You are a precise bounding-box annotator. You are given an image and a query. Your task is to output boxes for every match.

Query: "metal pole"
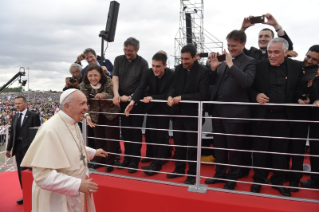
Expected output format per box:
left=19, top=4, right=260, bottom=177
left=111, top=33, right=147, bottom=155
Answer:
left=82, top=118, right=87, bottom=146
left=27, top=68, right=29, bottom=101
left=188, top=101, right=206, bottom=193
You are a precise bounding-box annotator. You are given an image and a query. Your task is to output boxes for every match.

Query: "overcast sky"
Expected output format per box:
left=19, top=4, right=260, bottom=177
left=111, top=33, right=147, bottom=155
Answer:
left=0, top=0, right=318, bottom=91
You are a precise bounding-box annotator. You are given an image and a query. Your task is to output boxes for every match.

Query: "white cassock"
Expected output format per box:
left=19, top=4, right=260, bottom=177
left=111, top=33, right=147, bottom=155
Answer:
left=21, top=111, right=96, bottom=212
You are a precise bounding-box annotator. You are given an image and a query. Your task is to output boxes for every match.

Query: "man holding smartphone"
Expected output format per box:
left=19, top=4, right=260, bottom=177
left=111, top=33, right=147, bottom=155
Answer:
left=240, top=13, right=294, bottom=61
left=205, top=30, right=257, bottom=190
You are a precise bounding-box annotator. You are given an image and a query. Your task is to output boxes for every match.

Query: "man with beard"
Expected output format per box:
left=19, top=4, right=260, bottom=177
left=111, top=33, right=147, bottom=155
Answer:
left=294, top=45, right=319, bottom=189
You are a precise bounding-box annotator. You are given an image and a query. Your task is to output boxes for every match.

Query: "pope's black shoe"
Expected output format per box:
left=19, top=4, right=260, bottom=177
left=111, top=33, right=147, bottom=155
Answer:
left=117, top=160, right=130, bottom=169
left=224, top=182, right=236, bottom=190
left=16, top=198, right=23, bottom=204
left=300, top=178, right=319, bottom=188
left=250, top=184, right=261, bottom=193
left=272, top=186, right=291, bottom=197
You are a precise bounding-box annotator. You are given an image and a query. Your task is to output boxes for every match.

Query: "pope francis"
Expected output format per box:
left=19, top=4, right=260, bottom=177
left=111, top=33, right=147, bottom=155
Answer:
left=21, top=89, right=108, bottom=212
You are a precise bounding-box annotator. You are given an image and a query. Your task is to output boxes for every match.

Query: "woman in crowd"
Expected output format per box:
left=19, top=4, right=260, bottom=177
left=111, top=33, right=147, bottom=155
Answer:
left=80, top=64, right=120, bottom=172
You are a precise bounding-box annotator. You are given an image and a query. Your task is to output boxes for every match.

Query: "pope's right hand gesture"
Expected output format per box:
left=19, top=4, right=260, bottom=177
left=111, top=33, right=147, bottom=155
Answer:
left=79, top=178, right=98, bottom=194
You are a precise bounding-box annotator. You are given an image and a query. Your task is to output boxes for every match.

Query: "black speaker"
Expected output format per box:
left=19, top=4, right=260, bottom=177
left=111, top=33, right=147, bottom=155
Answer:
left=185, top=13, right=192, bottom=44
left=105, top=1, right=120, bottom=42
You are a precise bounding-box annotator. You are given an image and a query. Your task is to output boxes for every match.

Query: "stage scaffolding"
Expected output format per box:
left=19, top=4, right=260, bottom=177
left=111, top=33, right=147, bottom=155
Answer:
left=174, top=0, right=223, bottom=66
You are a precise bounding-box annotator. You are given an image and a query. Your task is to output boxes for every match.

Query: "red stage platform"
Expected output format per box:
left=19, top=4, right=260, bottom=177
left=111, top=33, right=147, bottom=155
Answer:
left=19, top=168, right=318, bottom=212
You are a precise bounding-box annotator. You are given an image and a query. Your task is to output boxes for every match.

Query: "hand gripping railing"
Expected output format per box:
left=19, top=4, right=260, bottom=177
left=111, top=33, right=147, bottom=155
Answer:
left=81, top=99, right=319, bottom=203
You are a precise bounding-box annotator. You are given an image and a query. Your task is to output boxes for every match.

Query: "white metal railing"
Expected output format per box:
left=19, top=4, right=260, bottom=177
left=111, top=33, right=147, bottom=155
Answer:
left=0, top=125, right=16, bottom=171
left=82, top=99, right=319, bottom=203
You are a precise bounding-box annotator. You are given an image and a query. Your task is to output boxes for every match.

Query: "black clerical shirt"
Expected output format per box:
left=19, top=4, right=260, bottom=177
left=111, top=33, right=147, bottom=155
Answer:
left=267, top=62, right=287, bottom=112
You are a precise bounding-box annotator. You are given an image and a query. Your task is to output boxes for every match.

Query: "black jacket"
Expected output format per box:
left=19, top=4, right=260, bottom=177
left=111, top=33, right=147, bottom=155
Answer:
left=132, top=68, right=175, bottom=114
left=249, top=58, right=303, bottom=124
left=209, top=53, right=257, bottom=123
left=7, top=110, right=40, bottom=156
left=168, top=60, right=209, bottom=116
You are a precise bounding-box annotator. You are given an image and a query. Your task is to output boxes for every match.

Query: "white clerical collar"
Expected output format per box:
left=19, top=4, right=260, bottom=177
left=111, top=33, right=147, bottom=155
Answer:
left=59, top=110, right=77, bottom=124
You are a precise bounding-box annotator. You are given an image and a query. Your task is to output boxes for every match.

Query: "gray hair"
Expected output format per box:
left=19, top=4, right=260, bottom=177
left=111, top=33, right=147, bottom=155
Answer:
left=267, top=37, right=289, bottom=52
left=69, top=63, right=82, bottom=74
left=124, top=37, right=140, bottom=50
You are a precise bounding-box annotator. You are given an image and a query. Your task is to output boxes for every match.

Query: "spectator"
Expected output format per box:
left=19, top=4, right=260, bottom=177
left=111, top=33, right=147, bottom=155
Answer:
left=249, top=38, right=302, bottom=197
left=63, top=63, right=83, bottom=91
left=112, top=37, right=149, bottom=173
left=80, top=65, right=120, bottom=173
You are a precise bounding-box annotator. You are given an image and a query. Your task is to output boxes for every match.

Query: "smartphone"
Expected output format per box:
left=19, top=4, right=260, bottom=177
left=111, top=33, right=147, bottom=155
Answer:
left=82, top=54, right=85, bottom=59
left=199, top=53, right=208, bottom=58
left=250, top=16, right=265, bottom=24
left=217, top=54, right=226, bottom=62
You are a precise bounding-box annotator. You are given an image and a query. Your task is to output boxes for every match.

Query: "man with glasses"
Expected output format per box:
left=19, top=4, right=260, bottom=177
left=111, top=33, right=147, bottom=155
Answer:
left=292, top=45, right=319, bottom=189
left=76, top=48, right=113, bottom=77
left=112, top=37, right=149, bottom=173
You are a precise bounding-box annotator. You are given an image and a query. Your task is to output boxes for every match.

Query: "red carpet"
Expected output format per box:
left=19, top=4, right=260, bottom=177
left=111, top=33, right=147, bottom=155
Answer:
left=1, top=140, right=318, bottom=212
left=0, top=171, right=24, bottom=212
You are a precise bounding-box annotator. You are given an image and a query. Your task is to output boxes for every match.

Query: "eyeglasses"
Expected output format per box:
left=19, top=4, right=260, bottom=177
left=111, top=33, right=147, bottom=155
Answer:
left=305, top=54, right=319, bottom=64
left=123, top=48, right=135, bottom=53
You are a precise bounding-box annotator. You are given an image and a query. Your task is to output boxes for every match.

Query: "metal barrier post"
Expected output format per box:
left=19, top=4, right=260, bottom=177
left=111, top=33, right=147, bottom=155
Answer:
left=82, top=119, right=87, bottom=146
left=189, top=101, right=207, bottom=193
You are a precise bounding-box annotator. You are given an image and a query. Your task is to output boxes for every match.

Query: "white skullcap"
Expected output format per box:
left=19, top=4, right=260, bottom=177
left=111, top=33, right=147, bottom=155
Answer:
left=60, top=89, right=78, bottom=104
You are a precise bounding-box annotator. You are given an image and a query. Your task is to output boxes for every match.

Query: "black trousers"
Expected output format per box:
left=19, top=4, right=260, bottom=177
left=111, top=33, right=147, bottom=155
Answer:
left=288, top=106, right=310, bottom=182
left=14, top=140, right=28, bottom=189
left=212, top=105, right=243, bottom=180
left=120, top=102, right=144, bottom=164
left=147, top=109, right=170, bottom=166
left=173, top=116, right=198, bottom=176
left=310, top=120, right=319, bottom=180
left=241, top=123, right=253, bottom=175
left=252, top=110, right=291, bottom=185
left=93, top=114, right=120, bottom=165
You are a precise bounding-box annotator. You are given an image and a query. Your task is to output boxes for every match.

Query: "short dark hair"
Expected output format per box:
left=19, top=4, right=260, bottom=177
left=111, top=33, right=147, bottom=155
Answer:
left=83, top=65, right=108, bottom=85
left=181, top=44, right=197, bottom=57
left=308, top=45, right=319, bottom=53
left=260, top=28, right=274, bottom=38
left=226, top=30, right=246, bottom=44
left=83, top=48, right=96, bottom=56
left=152, top=53, right=167, bottom=65
left=15, top=96, right=27, bottom=102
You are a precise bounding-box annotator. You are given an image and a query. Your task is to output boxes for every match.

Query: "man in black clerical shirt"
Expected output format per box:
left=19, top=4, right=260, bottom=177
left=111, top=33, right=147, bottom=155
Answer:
left=124, top=52, right=174, bottom=175
left=249, top=37, right=302, bottom=197
left=166, top=44, right=209, bottom=185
